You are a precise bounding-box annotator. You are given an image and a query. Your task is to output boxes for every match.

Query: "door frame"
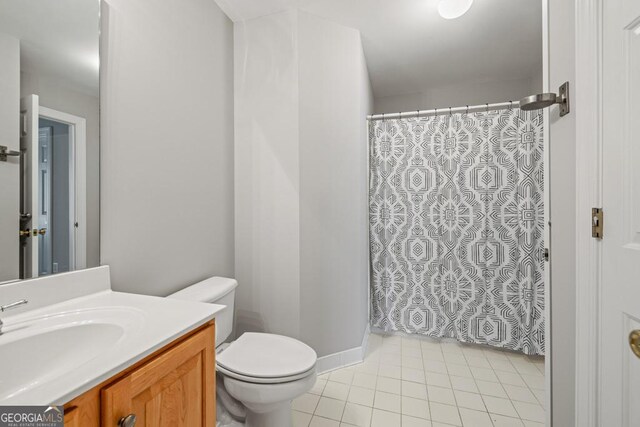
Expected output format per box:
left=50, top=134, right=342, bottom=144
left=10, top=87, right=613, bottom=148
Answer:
left=38, top=106, right=87, bottom=271
left=574, top=0, right=603, bottom=426
left=541, top=1, right=552, bottom=425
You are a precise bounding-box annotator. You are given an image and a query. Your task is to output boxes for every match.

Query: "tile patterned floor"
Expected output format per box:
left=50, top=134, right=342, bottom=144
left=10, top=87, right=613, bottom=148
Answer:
left=292, top=333, right=545, bottom=427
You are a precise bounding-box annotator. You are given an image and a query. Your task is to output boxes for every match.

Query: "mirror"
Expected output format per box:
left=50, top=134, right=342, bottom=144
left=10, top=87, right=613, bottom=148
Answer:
left=0, top=0, right=100, bottom=282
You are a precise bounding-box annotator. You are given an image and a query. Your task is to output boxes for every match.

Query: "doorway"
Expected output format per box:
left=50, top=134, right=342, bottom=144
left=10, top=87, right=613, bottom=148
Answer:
left=19, top=96, right=87, bottom=278
left=37, top=117, right=72, bottom=275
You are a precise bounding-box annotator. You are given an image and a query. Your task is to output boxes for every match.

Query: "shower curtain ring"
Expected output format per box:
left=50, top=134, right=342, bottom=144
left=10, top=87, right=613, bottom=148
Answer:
left=509, top=100, right=513, bottom=110
left=466, top=105, right=469, bottom=115
left=434, top=108, right=438, bottom=117
left=449, top=107, right=452, bottom=115
left=485, top=103, right=489, bottom=113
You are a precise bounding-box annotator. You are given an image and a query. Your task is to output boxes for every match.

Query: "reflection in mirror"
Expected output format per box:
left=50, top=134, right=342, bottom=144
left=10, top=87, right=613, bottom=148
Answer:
left=0, top=0, right=100, bottom=282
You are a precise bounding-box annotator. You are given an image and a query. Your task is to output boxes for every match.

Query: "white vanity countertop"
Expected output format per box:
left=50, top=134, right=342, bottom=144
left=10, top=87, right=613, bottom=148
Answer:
left=0, top=268, right=225, bottom=406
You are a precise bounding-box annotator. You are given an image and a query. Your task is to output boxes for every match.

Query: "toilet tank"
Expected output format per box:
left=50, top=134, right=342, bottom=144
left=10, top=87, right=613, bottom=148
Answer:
left=168, top=277, right=237, bottom=345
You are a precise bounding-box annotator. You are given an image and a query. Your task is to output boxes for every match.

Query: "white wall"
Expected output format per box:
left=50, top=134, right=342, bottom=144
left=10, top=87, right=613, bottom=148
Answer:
left=21, top=72, right=100, bottom=268
left=374, top=75, right=539, bottom=114
left=298, top=12, right=372, bottom=356
left=549, top=0, right=576, bottom=425
left=234, top=10, right=301, bottom=339
left=0, top=33, right=20, bottom=282
left=100, top=0, right=235, bottom=295
left=530, top=64, right=543, bottom=94
left=234, top=10, right=373, bottom=357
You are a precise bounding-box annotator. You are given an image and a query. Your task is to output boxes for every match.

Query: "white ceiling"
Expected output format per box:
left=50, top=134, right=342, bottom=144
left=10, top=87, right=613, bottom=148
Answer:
left=0, top=0, right=100, bottom=96
left=215, top=0, right=542, bottom=99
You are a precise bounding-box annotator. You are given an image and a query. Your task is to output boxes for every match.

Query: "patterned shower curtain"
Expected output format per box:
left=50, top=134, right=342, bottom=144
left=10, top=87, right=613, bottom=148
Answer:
left=369, top=108, right=545, bottom=355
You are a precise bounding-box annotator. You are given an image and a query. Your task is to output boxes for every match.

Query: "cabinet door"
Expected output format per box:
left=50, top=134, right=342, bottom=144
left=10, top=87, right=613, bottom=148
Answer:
left=63, top=406, right=80, bottom=427
left=101, top=324, right=215, bottom=427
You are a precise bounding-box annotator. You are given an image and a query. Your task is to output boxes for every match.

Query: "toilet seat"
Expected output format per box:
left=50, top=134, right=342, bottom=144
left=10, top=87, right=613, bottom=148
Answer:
left=216, top=332, right=317, bottom=384
left=217, top=363, right=315, bottom=384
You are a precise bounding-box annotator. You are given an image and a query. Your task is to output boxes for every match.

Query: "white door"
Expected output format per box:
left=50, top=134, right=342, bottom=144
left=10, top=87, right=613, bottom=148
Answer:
left=19, top=95, right=39, bottom=278
left=601, top=0, right=640, bottom=425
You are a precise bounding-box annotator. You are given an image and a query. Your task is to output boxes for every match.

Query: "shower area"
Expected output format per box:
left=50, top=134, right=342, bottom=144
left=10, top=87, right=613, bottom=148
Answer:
left=368, top=104, right=545, bottom=356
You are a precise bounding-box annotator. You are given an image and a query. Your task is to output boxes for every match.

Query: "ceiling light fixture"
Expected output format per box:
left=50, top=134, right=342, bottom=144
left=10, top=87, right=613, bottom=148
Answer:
left=438, top=0, right=474, bottom=20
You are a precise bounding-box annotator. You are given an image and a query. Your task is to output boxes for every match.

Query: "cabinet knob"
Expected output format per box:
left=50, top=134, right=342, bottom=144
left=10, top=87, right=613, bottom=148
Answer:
left=118, top=414, right=136, bottom=427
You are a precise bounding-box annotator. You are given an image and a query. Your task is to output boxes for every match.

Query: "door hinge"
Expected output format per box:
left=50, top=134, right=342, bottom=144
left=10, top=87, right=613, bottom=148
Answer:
left=592, top=208, right=604, bottom=239
left=20, top=113, right=27, bottom=137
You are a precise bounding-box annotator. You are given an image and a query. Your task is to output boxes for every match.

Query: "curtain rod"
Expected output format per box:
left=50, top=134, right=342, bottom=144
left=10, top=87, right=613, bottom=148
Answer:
left=367, top=101, right=520, bottom=121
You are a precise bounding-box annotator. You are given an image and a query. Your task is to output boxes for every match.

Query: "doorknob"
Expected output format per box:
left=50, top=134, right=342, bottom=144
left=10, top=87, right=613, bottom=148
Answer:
left=629, top=330, right=640, bottom=359
left=19, top=228, right=46, bottom=238
left=118, top=414, right=136, bottom=427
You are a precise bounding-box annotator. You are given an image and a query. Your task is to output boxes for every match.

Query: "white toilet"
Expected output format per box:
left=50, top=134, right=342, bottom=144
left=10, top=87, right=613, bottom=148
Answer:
left=168, top=277, right=317, bottom=427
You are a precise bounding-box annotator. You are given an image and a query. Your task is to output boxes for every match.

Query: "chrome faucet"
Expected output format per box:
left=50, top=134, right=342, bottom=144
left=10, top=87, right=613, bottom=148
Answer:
left=0, top=299, right=28, bottom=335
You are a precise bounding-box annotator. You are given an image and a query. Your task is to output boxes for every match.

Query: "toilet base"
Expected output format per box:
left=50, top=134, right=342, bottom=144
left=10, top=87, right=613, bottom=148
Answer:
left=244, top=401, right=293, bottom=427
left=222, top=371, right=316, bottom=427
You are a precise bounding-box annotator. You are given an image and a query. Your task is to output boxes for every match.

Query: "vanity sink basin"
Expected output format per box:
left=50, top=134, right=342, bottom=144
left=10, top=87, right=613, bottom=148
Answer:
left=0, top=307, right=144, bottom=401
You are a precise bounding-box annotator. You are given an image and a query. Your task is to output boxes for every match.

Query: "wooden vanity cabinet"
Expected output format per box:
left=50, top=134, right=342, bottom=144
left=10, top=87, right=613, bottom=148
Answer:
left=63, top=321, right=215, bottom=427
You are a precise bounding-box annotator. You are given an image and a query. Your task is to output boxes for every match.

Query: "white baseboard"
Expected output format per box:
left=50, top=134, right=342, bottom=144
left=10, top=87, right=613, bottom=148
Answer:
left=316, top=325, right=370, bottom=374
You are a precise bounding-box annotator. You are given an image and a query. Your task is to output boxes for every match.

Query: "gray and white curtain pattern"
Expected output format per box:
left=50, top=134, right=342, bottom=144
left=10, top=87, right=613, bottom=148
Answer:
left=369, top=109, right=545, bottom=355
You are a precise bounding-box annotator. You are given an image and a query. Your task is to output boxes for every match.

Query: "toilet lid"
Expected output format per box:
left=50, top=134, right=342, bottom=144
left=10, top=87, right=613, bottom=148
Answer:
left=217, top=333, right=317, bottom=379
